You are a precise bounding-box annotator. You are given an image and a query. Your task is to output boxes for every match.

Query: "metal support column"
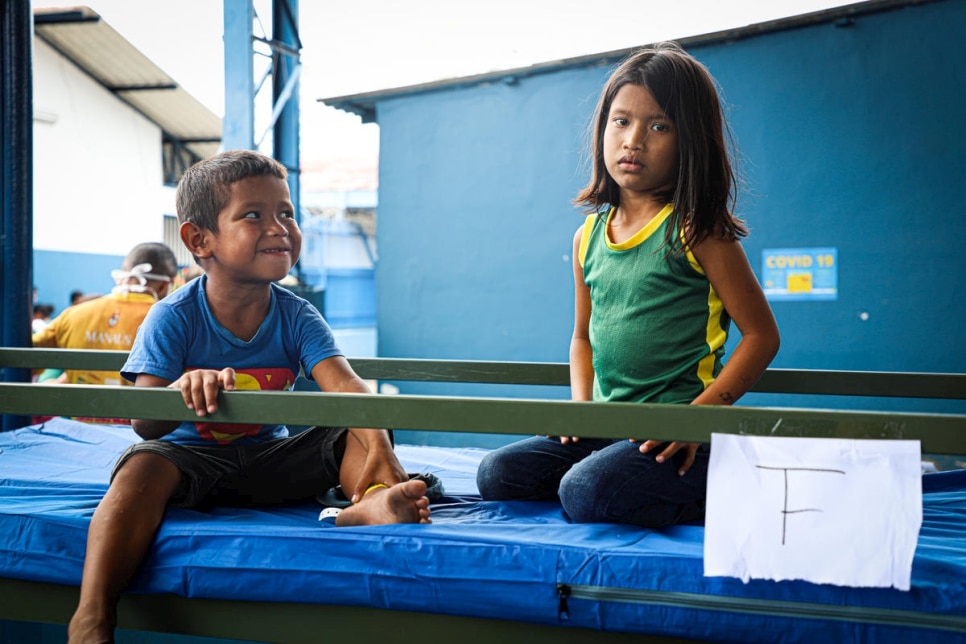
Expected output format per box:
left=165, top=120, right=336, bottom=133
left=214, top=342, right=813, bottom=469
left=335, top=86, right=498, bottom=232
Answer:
left=222, top=0, right=255, bottom=150
left=272, top=0, right=301, bottom=228
left=0, top=0, right=34, bottom=429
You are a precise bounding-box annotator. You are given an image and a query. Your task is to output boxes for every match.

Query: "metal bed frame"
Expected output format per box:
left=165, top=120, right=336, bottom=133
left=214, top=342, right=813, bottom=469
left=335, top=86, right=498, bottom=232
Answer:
left=1, top=348, right=964, bottom=642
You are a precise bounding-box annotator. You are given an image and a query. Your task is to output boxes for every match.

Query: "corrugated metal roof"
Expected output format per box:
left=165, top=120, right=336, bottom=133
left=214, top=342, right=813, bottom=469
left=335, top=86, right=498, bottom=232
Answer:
left=34, top=6, right=222, bottom=160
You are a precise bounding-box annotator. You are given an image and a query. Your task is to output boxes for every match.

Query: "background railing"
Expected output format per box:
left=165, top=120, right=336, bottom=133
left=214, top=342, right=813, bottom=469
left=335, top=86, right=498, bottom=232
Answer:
left=3, top=348, right=965, bottom=397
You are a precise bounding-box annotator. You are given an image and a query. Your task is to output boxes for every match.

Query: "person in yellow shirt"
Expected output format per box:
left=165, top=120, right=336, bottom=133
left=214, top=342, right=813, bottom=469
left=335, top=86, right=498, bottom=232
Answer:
left=32, top=242, right=179, bottom=389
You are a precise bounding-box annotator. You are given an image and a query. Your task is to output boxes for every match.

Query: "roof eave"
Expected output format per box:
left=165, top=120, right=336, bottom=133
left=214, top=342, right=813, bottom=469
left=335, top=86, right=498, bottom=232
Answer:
left=319, top=0, right=934, bottom=122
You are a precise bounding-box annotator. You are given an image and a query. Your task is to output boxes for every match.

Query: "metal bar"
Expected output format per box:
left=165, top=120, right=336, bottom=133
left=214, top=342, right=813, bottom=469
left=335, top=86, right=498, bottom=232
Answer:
left=0, top=0, right=34, bottom=430
left=1, top=349, right=964, bottom=399
left=272, top=0, right=301, bottom=287
left=0, top=577, right=658, bottom=644
left=1, top=384, right=963, bottom=453
left=0, top=348, right=128, bottom=370
left=222, top=0, right=255, bottom=149
left=252, top=34, right=301, bottom=58
left=258, top=62, right=300, bottom=146
left=754, top=369, right=966, bottom=399
left=112, top=83, right=178, bottom=92
left=563, top=584, right=966, bottom=635
left=351, top=357, right=571, bottom=385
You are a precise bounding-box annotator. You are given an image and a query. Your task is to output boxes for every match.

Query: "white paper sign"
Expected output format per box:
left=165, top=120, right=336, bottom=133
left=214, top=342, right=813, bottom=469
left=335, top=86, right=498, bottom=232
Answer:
left=704, top=433, right=922, bottom=590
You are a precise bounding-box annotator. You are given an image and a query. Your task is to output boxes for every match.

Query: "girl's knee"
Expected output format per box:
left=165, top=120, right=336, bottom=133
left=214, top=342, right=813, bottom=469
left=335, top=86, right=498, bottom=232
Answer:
left=476, top=448, right=549, bottom=500
left=559, top=464, right=605, bottom=523
left=475, top=451, right=506, bottom=499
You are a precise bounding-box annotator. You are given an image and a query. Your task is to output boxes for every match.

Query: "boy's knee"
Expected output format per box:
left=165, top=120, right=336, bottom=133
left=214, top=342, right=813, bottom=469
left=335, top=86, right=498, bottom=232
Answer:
left=113, top=451, right=181, bottom=492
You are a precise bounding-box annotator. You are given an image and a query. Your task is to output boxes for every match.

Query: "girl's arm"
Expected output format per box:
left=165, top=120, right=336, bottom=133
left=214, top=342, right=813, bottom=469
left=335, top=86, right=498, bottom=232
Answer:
left=570, top=225, right=595, bottom=403
left=638, top=235, right=779, bottom=474
left=690, top=236, right=780, bottom=407
left=563, top=225, right=595, bottom=444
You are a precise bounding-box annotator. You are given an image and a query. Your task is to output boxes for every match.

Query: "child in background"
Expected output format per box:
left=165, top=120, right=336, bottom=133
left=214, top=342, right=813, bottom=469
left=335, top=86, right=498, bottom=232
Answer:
left=30, top=303, right=54, bottom=333
left=68, top=149, right=430, bottom=644
left=477, top=42, right=780, bottom=528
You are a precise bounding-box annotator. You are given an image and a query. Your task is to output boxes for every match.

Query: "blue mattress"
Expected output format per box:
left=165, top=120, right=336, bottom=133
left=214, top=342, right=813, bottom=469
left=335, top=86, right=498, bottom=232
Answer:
left=1, top=418, right=964, bottom=642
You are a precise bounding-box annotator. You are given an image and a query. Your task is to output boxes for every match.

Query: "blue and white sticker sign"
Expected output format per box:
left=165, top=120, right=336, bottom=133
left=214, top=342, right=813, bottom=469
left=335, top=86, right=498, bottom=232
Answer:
left=761, top=247, right=837, bottom=301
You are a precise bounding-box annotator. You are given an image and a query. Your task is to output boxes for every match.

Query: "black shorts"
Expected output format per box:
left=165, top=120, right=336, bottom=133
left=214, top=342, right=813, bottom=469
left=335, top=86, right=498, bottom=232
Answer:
left=112, top=426, right=348, bottom=509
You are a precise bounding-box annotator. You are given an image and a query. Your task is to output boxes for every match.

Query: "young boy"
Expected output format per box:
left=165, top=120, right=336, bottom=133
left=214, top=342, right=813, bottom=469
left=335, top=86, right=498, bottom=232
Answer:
left=68, top=150, right=431, bottom=643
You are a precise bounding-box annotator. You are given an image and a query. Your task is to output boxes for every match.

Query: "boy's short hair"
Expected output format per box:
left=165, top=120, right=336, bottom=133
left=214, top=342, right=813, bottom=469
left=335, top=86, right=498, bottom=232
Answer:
left=176, top=149, right=288, bottom=232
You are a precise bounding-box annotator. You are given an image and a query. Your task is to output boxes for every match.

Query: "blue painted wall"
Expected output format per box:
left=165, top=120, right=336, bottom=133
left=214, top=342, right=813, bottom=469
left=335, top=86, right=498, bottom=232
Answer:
left=363, top=0, right=966, bottom=438
left=33, top=249, right=126, bottom=316
left=377, top=66, right=595, bottom=368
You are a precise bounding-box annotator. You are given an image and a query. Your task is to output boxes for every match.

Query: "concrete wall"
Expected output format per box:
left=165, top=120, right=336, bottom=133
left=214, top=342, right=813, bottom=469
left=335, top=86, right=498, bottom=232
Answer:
left=31, top=37, right=175, bottom=313
left=367, top=0, right=966, bottom=426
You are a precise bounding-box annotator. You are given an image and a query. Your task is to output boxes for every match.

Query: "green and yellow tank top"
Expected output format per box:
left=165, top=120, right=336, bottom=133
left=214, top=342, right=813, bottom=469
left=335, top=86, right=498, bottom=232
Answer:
left=579, top=204, right=730, bottom=404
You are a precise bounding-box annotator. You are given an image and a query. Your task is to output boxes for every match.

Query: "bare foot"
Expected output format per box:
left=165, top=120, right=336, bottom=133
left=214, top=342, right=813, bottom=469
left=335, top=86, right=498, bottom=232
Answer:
left=336, top=478, right=432, bottom=526
left=68, top=607, right=116, bottom=644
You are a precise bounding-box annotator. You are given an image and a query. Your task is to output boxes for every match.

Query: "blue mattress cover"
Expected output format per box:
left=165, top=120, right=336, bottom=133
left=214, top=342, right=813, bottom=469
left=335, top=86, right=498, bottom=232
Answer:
left=1, top=418, right=964, bottom=642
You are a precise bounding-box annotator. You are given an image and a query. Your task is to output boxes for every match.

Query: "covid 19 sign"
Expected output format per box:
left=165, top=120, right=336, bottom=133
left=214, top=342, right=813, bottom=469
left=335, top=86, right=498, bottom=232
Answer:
left=761, top=247, right=837, bottom=301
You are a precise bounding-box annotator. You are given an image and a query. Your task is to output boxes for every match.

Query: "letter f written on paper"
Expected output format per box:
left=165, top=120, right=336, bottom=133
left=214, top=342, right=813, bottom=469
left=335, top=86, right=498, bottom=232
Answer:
left=703, top=433, right=922, bottom=590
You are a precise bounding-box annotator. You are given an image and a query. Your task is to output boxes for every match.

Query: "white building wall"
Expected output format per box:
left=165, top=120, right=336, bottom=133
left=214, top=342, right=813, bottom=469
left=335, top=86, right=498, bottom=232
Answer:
left=32, top=37, right=175, bottom=256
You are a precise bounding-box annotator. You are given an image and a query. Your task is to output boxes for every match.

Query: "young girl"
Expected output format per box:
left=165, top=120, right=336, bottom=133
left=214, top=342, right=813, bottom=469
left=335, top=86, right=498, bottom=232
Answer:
left=476, top=42, right=780, bottom=528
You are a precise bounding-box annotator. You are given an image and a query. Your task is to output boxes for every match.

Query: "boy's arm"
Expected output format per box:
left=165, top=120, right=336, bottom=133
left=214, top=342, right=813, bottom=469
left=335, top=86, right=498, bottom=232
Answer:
left=130, top=369, right=237, bottom=440
left=130, top=373, right=180, bottom=439
left=309, top=355, right=407, bottom=502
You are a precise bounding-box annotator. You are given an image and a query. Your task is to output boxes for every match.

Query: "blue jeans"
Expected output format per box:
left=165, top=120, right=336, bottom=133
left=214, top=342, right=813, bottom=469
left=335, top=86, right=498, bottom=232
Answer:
left=476, top=436, right=709, bottom=528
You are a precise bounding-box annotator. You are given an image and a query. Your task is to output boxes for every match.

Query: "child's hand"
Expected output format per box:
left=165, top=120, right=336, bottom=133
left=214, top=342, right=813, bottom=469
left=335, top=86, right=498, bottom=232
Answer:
left=171, top=368, right=236, bottom=416
left=348, top=451, right=408, bottom=504
left=634, top=440, right=699, bottom=476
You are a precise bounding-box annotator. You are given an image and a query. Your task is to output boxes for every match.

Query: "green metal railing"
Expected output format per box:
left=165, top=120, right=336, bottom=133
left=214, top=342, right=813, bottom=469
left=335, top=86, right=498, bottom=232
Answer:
left=2, top=348, right=964, bottom=453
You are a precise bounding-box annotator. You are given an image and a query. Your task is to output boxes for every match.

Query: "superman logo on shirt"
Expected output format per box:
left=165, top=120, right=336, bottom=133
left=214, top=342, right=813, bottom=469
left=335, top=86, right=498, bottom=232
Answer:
left=192, top=367, right=296, bottom=444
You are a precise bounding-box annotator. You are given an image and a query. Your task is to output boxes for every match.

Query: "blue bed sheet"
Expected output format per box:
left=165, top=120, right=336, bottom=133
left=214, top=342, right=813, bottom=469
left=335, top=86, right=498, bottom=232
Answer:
left=1, top=418, right=964, bottom=642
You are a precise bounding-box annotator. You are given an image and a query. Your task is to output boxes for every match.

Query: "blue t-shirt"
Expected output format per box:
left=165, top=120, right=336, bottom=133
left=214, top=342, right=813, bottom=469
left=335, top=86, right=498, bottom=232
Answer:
left=122, top=275, right=341, bottom=445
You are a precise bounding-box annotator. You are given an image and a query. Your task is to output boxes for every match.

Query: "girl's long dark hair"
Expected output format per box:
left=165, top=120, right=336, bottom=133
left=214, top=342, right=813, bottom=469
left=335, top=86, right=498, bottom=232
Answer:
left=575, top=42, right=747, bottom=251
